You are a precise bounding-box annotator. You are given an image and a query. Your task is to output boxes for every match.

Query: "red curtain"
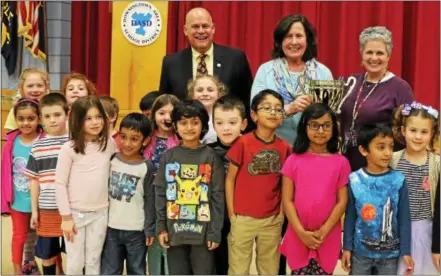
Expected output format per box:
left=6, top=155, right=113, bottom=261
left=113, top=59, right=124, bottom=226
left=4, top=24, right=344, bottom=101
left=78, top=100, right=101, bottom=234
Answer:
left=71, top=1, right=112, bottom=96
left=167, top=1, right=440, bottom=109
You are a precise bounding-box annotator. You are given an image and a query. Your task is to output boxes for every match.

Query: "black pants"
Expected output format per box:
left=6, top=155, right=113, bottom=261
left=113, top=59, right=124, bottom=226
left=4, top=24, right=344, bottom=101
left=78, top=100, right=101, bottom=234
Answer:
left=214, top=217, right=230, bottom=274
left=167, top=244, right=214, bottom=275
left=100, top=227, right=147, bottom=275
left=279, top=217, right=288, bottom=275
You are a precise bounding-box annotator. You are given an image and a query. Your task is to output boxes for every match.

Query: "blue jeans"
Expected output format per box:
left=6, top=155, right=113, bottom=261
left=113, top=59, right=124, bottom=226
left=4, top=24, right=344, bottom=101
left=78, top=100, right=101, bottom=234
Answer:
left=350, top=252, right=398, bottom=275
left=100, top=227, right=147, bottom=275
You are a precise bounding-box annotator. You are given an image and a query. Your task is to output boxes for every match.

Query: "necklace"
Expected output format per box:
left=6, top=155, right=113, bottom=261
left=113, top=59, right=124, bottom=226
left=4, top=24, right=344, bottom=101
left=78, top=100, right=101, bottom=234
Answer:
left=342, top=71, right=388, bottom=153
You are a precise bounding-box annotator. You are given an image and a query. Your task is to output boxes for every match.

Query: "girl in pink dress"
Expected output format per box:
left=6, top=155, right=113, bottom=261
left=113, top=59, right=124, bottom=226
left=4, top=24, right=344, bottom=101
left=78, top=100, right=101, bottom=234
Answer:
left=280, top=103, right=351, bottom=275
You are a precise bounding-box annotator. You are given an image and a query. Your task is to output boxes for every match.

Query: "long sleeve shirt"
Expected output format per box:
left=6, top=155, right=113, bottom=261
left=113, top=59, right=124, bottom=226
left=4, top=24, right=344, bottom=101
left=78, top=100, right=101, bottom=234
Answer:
left=107, top=154, right=155, bottom=237
left=154, top=145, right=225, bottom=245
left=55, top=139, right=117, bottom=215
left=343, top=168, right=411, bottom=258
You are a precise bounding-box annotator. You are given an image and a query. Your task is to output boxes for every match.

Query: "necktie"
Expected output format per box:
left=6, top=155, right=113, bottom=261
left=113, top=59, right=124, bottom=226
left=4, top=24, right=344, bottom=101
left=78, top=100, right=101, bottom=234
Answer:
left=197, top=54, right=208, bottom=76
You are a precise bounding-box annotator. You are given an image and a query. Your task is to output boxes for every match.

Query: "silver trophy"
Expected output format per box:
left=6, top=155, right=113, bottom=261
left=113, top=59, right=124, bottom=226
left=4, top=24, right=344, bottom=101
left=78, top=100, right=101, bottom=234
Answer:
left=297, top=75, right=357, bottom=114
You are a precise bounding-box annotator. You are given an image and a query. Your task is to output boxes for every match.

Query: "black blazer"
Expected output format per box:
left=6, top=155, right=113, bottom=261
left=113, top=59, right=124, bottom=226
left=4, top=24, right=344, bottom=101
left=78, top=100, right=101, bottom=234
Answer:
left=159, top=44, right=253, bottom=110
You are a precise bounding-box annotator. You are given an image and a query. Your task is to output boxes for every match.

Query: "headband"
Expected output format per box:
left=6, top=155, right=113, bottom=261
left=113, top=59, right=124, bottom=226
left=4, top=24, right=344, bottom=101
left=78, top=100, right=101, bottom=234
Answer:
left=15, top=98, right=39, bottom=107
left=401, top=101, right=439, bottom=119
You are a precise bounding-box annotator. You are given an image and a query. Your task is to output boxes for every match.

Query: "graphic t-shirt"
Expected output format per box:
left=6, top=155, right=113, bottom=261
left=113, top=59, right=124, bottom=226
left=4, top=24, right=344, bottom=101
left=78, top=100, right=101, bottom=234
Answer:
left=343, top=168, right=411, bottom=258
left=226, top=131, right=291, bottom=218
left=155, top=145, right=225, bottom=246
left=108, top=154, right=155, bottom=236
left=11, top=135, right=33, bottom=213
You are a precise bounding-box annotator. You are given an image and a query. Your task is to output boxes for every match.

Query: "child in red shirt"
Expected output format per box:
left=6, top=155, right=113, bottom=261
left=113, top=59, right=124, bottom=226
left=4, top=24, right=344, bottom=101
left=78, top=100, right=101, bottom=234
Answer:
left=226, top=89, right=291, bottom=275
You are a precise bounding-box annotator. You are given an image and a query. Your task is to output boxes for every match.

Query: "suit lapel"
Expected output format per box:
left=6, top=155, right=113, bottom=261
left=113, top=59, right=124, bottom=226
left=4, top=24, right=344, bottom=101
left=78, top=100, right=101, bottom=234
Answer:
left=213, top=44, right=224, bottom=79
left=181, top=47, right=193, bottom=85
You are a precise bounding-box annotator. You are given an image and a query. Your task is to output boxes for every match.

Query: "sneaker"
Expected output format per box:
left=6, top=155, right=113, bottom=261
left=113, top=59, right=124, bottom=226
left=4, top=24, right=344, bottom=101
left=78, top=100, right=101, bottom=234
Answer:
left=22, top=260, right=41, bottom=275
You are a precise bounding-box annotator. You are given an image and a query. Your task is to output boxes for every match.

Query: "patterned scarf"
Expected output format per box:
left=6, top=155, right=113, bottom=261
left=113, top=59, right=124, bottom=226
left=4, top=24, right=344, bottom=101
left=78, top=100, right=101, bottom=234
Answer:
left=273, top=57, right=319, bottom=104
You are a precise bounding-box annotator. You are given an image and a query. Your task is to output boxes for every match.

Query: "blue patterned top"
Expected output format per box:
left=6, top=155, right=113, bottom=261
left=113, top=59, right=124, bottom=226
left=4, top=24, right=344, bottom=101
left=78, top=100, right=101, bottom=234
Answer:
left=343, top=168, right=411, bottom=258
left=152, top=136, right=168, bottom=172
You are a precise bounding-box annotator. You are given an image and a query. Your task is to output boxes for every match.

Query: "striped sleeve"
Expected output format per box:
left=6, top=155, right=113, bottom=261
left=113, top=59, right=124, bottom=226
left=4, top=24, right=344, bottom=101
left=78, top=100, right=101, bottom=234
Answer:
left=24, top=148, right=39, bottom=179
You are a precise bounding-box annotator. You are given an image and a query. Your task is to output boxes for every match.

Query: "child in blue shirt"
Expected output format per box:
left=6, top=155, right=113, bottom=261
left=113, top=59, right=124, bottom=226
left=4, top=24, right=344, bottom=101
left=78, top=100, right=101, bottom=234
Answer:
left=342, top=123, right=413, bottom=275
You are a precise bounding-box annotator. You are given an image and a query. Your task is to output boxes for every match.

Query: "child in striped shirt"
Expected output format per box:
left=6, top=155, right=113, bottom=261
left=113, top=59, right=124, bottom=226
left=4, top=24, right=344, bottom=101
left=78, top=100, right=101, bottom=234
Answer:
left=391, top=102, right=440, bottom=275
left=25, top=93, right=70, bottom=275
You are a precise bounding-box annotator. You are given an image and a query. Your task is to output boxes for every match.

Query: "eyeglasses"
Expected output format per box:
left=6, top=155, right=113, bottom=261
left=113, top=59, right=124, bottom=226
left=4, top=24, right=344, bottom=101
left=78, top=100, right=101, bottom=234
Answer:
left=307, top=122, right=332, bottom=131
left=257, top=105, right=284, bottom=115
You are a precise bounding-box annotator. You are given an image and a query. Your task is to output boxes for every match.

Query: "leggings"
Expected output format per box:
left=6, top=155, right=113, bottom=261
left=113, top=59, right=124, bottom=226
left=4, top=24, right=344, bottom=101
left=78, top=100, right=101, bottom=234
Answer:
left=11, top=209, right=36, bottom=265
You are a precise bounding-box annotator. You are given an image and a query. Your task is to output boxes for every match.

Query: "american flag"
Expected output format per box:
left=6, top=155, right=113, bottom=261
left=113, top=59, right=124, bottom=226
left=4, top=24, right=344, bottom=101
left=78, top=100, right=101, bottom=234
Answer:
left=17, top=1, right=46, bottom=61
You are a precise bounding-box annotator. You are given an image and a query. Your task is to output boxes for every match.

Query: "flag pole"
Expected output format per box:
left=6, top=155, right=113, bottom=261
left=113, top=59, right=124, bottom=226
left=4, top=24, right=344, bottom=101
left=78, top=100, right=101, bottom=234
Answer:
left=42, top=1, right=49, bottom=73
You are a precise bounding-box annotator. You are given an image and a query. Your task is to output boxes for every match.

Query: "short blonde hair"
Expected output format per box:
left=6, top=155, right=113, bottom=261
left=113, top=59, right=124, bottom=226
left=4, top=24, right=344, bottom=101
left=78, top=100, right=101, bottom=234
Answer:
left=18, top=67, right=50, bottom=96
left=187, top=75, right=228, bottom=99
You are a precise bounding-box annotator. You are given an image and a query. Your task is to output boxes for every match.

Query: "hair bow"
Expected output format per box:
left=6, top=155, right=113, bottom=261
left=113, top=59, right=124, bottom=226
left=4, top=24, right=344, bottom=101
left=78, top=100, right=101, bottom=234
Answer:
left=401, top=101, right=439, bottom=119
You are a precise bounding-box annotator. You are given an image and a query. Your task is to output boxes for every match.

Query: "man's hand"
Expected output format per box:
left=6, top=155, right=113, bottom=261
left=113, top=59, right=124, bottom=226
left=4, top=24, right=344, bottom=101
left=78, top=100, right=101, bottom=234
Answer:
left=146, top=236, right=155, bottom=246
left=402, top=255, right=414, bottom=275
left=341, top=250, right=351, bottom=272
left=61, top=219, right=77, bottom=242
left=158, top=232, right=170, bottom=248
left=207, top=241, right=219, bottom=250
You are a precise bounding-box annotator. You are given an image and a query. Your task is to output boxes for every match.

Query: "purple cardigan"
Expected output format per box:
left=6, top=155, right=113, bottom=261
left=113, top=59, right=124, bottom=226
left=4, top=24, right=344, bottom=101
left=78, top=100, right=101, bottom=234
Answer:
left=1, top=128, right=45, bottom=214
left=340, top=72, right=414, bottom=171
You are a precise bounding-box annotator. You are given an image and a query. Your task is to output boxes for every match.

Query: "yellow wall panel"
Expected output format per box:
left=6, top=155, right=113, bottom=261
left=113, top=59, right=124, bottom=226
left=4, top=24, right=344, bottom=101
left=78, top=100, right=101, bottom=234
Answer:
left=110, top=1, right=168, bottom=119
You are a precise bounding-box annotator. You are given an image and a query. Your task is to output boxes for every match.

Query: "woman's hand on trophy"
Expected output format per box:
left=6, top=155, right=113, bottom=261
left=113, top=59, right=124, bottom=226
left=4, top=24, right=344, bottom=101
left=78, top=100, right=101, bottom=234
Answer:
left=286, top=95, right=313, bottom=115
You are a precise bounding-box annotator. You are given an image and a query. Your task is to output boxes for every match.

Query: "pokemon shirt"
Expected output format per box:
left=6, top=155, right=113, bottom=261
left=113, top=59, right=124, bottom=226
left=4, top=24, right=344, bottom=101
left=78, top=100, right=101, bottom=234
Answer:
left=343, top=168, right=411, bottom=258
left=154, top=145, right=225, bottom=246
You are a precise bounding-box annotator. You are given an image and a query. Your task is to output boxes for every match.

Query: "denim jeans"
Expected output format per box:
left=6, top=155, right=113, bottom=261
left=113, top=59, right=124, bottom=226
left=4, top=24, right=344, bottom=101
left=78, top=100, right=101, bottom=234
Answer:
left=350, top=252, right=398, bottom=275
left=148, top=239, right=168, bottom=275
left=100, top=227, right=147, bottom=275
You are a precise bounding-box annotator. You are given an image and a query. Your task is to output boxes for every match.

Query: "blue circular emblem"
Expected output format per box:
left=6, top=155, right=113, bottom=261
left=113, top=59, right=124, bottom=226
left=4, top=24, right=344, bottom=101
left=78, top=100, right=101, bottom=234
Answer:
left=121, top=1, right=162, bottom=46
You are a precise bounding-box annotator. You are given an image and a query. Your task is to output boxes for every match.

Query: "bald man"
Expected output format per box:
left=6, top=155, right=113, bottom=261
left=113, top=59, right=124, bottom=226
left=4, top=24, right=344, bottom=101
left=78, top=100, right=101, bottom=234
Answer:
left=159, top=8, right=253, bottom=125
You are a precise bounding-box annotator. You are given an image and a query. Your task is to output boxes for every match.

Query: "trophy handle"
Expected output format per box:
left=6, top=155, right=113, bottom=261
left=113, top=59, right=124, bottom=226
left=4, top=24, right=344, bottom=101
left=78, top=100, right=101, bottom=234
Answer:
left=336, top=76, right=357, bottom=114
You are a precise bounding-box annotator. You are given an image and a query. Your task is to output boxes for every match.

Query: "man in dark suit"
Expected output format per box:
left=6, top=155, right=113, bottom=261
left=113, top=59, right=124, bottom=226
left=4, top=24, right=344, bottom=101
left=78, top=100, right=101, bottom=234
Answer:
left=159, top=7, right=254, bottom=131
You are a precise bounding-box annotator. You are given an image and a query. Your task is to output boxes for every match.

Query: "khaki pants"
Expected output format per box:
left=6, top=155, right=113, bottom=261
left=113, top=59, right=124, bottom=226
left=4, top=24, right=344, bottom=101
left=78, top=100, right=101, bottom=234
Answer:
left=228, top=213, right=284, bottom=275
